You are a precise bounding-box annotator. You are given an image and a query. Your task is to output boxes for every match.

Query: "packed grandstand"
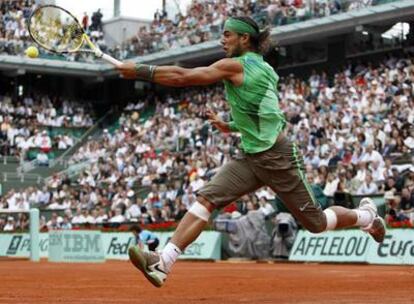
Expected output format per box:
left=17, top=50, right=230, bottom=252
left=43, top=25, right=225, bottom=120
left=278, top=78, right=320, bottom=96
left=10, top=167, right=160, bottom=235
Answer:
left=1, top=0, right=393, bottom=59
left=0, top=0, right=413, bottom=234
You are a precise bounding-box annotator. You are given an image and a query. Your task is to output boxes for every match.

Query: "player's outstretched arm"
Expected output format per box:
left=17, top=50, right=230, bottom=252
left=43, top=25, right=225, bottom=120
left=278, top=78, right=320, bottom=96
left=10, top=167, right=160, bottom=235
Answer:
left=117, top=59, right=243, bottom=87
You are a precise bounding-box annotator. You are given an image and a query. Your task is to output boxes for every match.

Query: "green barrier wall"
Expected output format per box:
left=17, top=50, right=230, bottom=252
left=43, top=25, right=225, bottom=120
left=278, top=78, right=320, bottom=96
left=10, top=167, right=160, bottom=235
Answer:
left=0, top=231, right=222, bottom=261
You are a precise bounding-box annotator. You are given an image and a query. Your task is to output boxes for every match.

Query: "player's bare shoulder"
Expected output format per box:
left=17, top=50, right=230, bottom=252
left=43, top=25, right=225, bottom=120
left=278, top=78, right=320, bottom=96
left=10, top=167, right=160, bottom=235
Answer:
left=211, top=58, right=243, bottom=85
left=212, top=58, right=243, bottom=73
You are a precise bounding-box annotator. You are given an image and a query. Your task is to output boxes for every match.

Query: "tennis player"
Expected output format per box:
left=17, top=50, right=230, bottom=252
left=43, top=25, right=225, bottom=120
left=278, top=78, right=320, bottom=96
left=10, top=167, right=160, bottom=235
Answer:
left=117, top=16, right=385, bottom=288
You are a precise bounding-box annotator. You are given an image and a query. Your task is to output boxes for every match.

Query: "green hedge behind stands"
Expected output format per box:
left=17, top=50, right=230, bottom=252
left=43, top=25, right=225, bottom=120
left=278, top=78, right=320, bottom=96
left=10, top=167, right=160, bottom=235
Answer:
left=27, top=148, right=65, bottom=161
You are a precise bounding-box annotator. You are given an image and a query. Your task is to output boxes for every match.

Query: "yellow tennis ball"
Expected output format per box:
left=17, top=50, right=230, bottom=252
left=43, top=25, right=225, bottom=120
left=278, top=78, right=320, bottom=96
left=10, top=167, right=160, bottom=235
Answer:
left=25, top=46, right=39, bottom=58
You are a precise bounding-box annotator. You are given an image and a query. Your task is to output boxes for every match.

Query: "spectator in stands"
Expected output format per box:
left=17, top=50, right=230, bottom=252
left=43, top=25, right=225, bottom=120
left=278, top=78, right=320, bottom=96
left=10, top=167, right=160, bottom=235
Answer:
left=323, top=173, right=339, bottom=197
left=370, top=160, right=385, bottom=183
left=0, top=216, right=5, bottom=231
left=57, top=135, right=74, bottom=150
left=46, top=212, right=62, bottom=230
left=334, top=179, right=354, bottom=209
left=95, top=206, right=109, bottom=223
left=109, top=207, right=126, bottom=223
left=3, top=216, right=15, bottom=231
left=390, top=168, right=405, bottom=192
left=344, top=167, right=361, bottom=195
left=400, top=187, right=414, bottom=224
left=384, top=191, right=407, bottom=224
left=36, top=150, right=49, bottom=166
left=61, top=215, right=73, bottom=230
left=90, top=9, right=103, bottom=32
left=14, top=196, right=29, bottom=210
left=72, top=207, right=86, bottom=225
left=361, top=144, right=385, bottom=166
left=404, top=167, right=414, bottom=188
left=38, top=186, right=51, bottom=206
left=16, top=213, right=29, bottom=231
left=82, top=12, right=89, bottom=31
left=357, top=173, right=379, bottom=195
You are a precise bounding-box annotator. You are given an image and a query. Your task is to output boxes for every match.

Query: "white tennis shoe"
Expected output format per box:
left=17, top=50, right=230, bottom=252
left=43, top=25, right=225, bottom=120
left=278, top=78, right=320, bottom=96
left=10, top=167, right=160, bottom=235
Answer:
left=128, top=246, right=168, bottom=288
left=359, top=197, right=386, bottom=243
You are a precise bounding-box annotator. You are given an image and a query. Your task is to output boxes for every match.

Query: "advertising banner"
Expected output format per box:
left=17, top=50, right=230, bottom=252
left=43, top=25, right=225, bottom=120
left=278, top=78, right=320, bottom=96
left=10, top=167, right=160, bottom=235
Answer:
left=48, top=230, right=105, bottom=263
left=104, top=231, right=222, bottom=260
left=289, top=230, right=371, bottom=263
left=0, top=233, right=49, bottom=258
left=158, top=231, right=222, bottom=260
left=0, top=231, right=222, bottom=261
left=290, top=229, right=414, bottom=265
left=366, top=229, right=414, bottom=265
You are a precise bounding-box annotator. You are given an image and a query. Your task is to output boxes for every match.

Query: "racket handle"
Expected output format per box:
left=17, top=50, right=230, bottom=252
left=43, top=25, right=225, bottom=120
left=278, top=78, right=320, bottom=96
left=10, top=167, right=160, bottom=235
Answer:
left=101, top=53, right=122, bottom=67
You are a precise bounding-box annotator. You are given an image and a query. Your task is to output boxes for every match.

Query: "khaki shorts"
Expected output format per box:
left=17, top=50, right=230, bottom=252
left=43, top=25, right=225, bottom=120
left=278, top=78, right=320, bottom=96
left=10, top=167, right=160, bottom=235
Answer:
left=197, top=134, right=326, bottom=232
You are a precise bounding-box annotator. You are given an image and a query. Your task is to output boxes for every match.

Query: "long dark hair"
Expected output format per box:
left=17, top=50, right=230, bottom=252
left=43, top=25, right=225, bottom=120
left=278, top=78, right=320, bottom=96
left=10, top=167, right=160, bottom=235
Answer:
left=231, top=16, right=271, bottom=54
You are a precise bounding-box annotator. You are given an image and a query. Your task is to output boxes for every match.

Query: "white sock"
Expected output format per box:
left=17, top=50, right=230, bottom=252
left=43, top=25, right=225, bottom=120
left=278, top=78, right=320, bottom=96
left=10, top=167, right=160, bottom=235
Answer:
left=323, top=209, right=338, bottom=231
left=354, top=209, right=374, bottom=228
left=161, top=242, right=182, bottom=273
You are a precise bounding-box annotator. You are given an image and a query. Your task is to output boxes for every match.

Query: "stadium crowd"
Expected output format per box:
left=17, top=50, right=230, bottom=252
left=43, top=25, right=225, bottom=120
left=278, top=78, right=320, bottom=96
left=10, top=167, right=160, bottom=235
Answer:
left=1, top=0, right=384, bottom=59
left=0, top=0, right=106, bottom=61
left=0, top=93, right=94, bottom=161
left=0, top=0, right=33, bottom=56
left=84, top=0, right=385, bottom=58
left=1, top=49, right=414, bottom=231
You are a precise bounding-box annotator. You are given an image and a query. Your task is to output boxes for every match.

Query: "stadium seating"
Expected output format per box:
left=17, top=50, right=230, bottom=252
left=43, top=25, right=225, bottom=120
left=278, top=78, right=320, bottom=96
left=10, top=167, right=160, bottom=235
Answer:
left=0, top=0, right=402, bottom=60
left=0, top=93, right=95, bottom=164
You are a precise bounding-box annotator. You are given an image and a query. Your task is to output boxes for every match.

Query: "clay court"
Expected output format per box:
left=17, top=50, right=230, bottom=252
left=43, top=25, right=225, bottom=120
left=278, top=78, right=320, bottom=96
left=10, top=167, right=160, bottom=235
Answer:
left=1, top=260, right=413, bottom=304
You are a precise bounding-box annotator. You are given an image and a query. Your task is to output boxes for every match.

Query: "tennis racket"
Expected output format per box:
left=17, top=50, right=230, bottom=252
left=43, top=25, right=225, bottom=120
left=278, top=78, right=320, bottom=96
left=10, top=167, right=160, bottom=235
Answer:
left=28, top=5, right=122, bottom=67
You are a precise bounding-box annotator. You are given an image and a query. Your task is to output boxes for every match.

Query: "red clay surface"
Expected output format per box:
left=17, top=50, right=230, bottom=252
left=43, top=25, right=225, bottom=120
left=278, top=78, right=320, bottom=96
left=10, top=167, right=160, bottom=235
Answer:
left=0, top=260, right=413, bottom=304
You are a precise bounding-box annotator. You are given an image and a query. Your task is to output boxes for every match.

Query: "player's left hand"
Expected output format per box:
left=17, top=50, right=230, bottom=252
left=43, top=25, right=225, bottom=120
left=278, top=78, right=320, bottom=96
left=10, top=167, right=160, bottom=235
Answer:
left=206, top=109, right=231, bottom=133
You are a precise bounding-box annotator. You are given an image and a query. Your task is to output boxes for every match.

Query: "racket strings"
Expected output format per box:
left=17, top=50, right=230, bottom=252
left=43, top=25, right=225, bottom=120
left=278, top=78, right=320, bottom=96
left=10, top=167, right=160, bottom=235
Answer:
left=29, top=7, right=84, bottom=53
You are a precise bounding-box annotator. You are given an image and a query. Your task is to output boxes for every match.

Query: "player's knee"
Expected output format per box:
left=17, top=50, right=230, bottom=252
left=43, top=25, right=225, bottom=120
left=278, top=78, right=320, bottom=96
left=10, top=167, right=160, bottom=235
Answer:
left=197, top=195, right=217, bottom=212
left=187, top=196, right=217, bottom=222
left=304, top=218, right=327, bottom=234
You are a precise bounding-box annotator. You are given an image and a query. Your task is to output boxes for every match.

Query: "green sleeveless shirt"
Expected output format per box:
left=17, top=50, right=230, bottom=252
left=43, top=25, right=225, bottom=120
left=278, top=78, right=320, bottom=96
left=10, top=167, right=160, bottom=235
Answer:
left=224, top=52, right=286, bottom=153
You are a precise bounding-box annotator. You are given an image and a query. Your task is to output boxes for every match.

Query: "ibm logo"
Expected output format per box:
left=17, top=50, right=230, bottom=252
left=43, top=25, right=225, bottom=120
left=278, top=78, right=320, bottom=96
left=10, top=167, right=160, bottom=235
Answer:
left=50, top=233, right=102, bottom=253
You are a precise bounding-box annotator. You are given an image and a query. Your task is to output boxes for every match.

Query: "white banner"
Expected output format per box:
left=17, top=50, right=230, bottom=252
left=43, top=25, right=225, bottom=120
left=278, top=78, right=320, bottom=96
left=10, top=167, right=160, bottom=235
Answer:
left=49, top=230, right=105, bottom=263
left=367, top=230, right=414, bottom=265
left=290, top=229, right=414, bottom=265
left=0, top=231, right=222, bottom=261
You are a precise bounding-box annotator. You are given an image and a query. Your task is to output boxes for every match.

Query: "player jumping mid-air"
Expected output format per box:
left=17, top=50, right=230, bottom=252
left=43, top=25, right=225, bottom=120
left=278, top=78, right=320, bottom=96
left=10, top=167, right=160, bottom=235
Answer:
left=117, top=16, right=386, bottom=288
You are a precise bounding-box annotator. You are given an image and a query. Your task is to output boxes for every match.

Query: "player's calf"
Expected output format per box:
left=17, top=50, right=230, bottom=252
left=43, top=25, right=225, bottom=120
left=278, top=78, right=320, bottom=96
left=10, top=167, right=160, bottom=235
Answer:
left=321, top=198, right=385, bottom=243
